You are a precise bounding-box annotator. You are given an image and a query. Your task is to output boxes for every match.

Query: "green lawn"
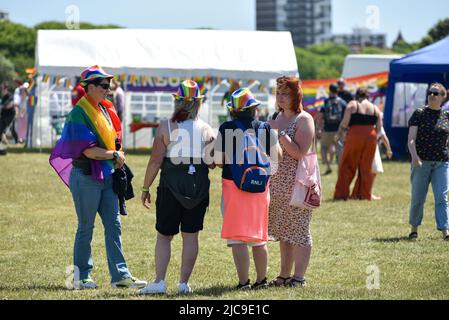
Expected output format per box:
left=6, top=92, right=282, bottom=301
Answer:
left=0, top=150, right=448, bottom=300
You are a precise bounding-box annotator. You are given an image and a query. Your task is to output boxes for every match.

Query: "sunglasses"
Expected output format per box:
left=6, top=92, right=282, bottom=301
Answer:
left=96, top=83, right=110, bottom=90
left=428, top=91, right=442, bottom=97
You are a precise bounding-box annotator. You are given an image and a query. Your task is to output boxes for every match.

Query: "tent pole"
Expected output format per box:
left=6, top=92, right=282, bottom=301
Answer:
left=207, top=77, right=212, bottom=125
left=403, top=83, right=407, bottom=128
left=123, top=74, right=128, bottom=150
left=38, top=75, right=42, bottom=153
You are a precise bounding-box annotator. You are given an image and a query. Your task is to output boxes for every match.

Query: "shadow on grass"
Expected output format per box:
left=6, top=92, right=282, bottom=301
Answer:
left=182, top=285, right=235, bottom=297
left=89, top=285, right=235, bottom=300
left=371, top=236, right=412, bottom=243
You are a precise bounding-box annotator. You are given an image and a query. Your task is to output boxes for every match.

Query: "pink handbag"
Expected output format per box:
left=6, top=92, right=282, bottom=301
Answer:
left=289, top=139, right=322, bottom=210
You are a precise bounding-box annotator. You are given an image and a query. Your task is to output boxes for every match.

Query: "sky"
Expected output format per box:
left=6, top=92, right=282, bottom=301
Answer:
left=0, top=0, right=448, bottom=46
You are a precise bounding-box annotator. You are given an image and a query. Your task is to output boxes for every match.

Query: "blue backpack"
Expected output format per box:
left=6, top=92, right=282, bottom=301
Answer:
left=230, top=120, right=271, bottom=193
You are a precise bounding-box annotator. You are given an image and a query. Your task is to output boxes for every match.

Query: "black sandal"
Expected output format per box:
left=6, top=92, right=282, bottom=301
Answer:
left=236, top=279, right=251, bottom=290
left=252, top=278, right=268, bottom=290
left=444, top=235, right=449, bottom=241
left=289, top=277, right=307, bottom=288
left=408, top=232, right=418, bottom=240
left=268, top=276, right=291, bottom=287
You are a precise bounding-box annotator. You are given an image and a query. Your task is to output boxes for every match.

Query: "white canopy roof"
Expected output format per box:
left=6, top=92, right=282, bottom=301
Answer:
left=36, top=29, right=298, bottom=80
left=342, top=54, right=403, bottom=78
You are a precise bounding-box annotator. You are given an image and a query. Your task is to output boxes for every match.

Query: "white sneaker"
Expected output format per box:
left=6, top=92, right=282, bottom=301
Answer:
left=74, top=279, right=98, bottom=290
left=178, top=282, right=192, bottom=294
left=138, top=280, right=166, bottom=295
left=111, top=276, right=147, bottom=289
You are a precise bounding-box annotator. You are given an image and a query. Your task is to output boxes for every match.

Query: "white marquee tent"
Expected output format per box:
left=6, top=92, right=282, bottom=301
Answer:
left=342, top=54, right=403, bottom=78
left=34, top=28, right=298, bottom=148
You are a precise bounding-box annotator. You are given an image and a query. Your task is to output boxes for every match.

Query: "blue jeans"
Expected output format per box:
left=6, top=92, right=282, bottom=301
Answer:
left=409, top=161, right=449, bottom=231
left=25, top=106, right=34, bottom=148
left=69, top=167, right=131, bottom=282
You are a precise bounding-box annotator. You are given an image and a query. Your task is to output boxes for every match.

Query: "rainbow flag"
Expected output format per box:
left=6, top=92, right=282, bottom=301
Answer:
left=301, top=71, right=389, bottom=115
left=305, top=99, right=325, bottom=113
left=28, top=80, right=36, bottom=92
left=27, top=76, right=38, bottom=108
left=25, top=67, right=36, bottom=75
left=42, top=74, right=50, bottom=83
left=28, top=96, right=37, bottom=107
left=49, top=96, right=122, bottom=187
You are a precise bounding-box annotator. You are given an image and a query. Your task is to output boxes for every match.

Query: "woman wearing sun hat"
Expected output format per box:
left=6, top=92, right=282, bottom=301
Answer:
left=139, top=80, right=215, bottom=295
left=213, top=88, right=282, bottom=290
left=49, top=65, right=147, bottom=290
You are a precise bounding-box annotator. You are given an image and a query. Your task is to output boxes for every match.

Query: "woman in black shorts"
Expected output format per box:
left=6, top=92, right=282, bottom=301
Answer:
left=139, top=80, right=215, bottom=295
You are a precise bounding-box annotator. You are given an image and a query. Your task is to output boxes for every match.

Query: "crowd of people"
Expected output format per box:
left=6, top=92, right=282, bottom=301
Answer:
left=47, top=65, right=449, bottom=295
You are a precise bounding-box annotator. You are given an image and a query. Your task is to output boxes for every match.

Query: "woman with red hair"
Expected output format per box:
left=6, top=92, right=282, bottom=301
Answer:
left=268, top=76, right=315, bottom=287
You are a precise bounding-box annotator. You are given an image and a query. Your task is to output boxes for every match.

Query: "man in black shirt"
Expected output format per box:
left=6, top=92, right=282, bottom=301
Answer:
left=316, top=83, right=347, bottom=175
left=337, top=78, right=354, bottom=103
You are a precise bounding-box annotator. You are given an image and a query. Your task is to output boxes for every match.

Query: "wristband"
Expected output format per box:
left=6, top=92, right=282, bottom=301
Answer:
left=141, top=187, right=150, bottom=192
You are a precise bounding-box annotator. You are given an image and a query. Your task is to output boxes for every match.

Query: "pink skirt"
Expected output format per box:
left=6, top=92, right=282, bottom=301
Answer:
left=221, top=178, right=269, bottom=243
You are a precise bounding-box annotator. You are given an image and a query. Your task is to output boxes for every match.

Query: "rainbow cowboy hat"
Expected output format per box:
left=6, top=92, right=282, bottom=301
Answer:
left=172, top=80, right=205, bottom=101
left=226, top=88, right=261, bottom=112
left=80, top=65, right=114, bottom=86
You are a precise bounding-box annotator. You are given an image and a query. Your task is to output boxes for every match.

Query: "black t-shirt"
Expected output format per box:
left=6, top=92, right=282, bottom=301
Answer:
left=338, top=90, right=353, bottom=103
left=217, top=116, right=277, bottom=180
left=320, top=97, right=347, bottom=132
left=1, top=93, right=13, bottom=108
left=408, top=107, right=449, bottom=162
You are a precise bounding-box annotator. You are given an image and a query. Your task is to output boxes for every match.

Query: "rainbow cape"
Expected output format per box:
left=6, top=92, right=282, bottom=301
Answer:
left=49, top=96, right=122, bottom=187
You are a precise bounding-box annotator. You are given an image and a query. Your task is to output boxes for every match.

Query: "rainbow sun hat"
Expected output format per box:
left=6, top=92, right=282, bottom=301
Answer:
left=172, top=80, right=205, bottom=101
left=80, top=65, right=114, bottom=86
left=226, top=88, right=261, bottom=112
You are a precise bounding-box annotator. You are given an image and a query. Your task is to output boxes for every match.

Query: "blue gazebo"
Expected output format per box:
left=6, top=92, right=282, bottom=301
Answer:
left=384, top=36, right=449, bottom=159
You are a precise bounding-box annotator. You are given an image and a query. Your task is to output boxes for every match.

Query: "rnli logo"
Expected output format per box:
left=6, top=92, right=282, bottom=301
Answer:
left=251, top=180, right=263, bottom=186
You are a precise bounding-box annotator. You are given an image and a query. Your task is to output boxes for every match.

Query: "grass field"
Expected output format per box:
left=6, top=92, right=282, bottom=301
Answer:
left=0, top=149, right=448, bottom=300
